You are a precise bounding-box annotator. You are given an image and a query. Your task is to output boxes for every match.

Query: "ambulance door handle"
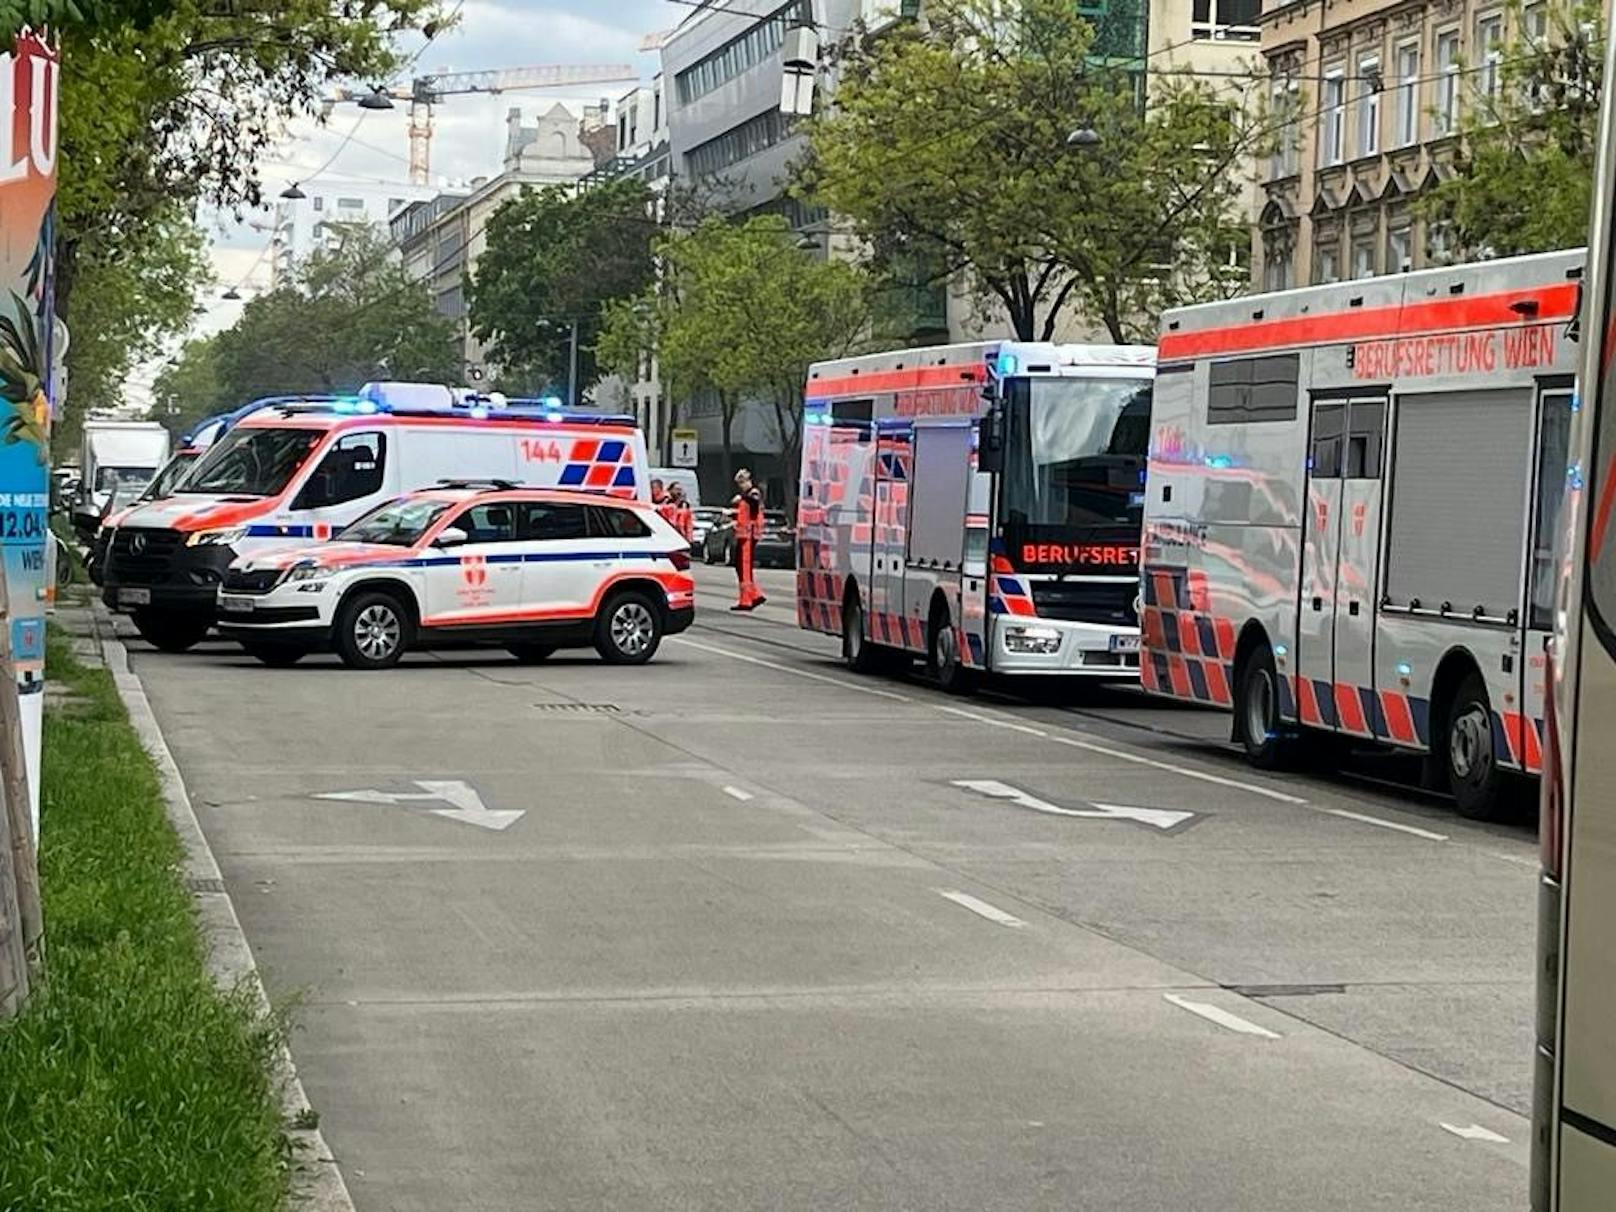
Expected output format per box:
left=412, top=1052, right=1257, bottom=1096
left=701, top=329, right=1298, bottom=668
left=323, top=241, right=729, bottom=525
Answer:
left=1311, top=596, right=1323, bottom=611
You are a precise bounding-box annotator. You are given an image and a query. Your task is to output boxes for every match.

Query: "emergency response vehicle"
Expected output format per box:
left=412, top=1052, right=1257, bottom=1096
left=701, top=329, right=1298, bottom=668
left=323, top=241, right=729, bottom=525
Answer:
left=1140, top=249, right=1580, bottom=820
left=797, top=340, right=1155, bottom=690
left=101, top=382, right=651, bottom=652
left=215, top=482, right=694, bottom=669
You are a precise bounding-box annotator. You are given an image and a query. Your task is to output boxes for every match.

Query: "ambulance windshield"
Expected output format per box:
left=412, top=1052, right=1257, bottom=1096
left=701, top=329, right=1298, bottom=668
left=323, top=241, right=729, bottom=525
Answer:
left=180, top=426, right=324, bottom=497
left=1000, top=377, right=1151, bottom=530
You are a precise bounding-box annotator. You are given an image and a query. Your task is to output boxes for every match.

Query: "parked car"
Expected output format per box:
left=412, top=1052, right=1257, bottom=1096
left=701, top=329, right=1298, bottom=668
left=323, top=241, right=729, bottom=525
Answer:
left=689, top=507, right=723, bottom=556
left=701, top=509, right=796, bottom=569
left=215, top=484, right=694, bottom=669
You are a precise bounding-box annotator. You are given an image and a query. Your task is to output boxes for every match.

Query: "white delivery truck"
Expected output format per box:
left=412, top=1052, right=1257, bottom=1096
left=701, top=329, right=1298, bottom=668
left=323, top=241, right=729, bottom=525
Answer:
left=72, top=420, right=170, bottom=541
left=1140, top=248, right=1580, bottom=821
left=797, top=340, right=1155, bottom=690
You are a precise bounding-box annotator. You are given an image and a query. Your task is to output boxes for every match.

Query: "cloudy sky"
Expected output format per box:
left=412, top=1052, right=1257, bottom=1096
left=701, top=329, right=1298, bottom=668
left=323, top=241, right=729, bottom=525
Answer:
left=131, top=1, right=690, bottom=407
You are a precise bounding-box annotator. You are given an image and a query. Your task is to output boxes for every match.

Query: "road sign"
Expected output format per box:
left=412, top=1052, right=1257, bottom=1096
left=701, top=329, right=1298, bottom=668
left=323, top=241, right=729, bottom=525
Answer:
left=314, top=779, right=523, bottom=831
left=671, top=428, right=699, bottom=469
left=952, top=779, right=1195, bottom=831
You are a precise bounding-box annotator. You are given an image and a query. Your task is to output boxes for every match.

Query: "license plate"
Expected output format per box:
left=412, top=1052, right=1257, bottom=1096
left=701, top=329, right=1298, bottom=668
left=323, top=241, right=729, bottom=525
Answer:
left=1110, top=634, right=1141, bottom=653
left=219, top=595, right=254, bottom=615
left=117, top=588, right=151, bottom=606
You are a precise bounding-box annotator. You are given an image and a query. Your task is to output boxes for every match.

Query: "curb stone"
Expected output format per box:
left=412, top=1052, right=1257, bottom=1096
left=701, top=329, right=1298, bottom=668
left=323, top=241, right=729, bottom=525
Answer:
left=89, top=606, right=357, bottom=1212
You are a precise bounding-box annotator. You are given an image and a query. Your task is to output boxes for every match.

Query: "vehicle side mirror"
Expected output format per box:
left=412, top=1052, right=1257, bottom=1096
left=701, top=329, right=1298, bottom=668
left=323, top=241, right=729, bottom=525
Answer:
left=433, top=526, right=469, bottom=548
left=978, top=401, right=1005, bottom=475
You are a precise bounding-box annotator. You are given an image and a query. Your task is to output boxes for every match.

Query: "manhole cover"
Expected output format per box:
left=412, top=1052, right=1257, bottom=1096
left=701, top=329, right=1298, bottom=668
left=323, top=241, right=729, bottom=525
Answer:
left=532, top=703, right=620, bottom=714
left=186, top=877, right=226, bottom=894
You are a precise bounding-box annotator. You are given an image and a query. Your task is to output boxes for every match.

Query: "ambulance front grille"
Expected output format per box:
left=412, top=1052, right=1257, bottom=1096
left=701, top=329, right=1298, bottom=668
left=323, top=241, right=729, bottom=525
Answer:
left=1029, top=580, right=1137, bottom=627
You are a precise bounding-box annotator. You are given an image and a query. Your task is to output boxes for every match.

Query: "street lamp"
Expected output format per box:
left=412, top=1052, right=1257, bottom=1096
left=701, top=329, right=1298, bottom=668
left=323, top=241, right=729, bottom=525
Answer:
left=280, top=181, right=308, bottom=200
left=358, top=88, right=395, bottom=111
left=222, top=287, right=242, bottom=301
left=1066, top=127, right=1102, bottom=148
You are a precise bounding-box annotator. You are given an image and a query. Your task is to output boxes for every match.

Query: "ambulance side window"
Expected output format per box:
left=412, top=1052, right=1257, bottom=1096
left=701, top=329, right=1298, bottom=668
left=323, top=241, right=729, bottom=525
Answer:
left=1344, top=401, right=1385, bottom=478
left=294, top=433, right=385, bottom=509
left=1310, top=403, right=1345, bottom=478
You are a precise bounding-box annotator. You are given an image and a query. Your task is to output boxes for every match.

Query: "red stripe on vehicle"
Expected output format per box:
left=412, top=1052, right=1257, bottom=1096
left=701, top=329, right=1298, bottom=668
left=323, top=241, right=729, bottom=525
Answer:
left=1379, top=690, right=1418, bottom=745
left=1334, top=682, right=1369, bottom=735
left=1297, top=676, right=1321, bottom=726
left=807, top=363, right=986, bottom=400
left=1203, top=659, right=1231, bottom=706
left=1212, top=616, right=1236, bottom=660
left=1158, top=283, right=1578, bottom=362
left=1167, top=655, right=1192, bottom=698
left=1177, top=613, right=1200, bottom=656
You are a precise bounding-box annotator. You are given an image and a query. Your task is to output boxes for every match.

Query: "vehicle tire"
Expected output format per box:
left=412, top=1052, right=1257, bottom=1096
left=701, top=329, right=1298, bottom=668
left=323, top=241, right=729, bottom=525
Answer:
left=1444, top=672, right=1510, bottom=820
left=241, top=641, right=306, bottom=668
left=334, top=590, right=411, bottom=670
left=842, top=594, right=883, bottom=674
left=1234, top=642, right=1295, bottom=770
left=595, top=591, right=662, bottom=665
left=131, top=609, right=211, bottom=653
left=507, top=643, right=556, bottom=664
left=929, top=612, right=977, bottom=695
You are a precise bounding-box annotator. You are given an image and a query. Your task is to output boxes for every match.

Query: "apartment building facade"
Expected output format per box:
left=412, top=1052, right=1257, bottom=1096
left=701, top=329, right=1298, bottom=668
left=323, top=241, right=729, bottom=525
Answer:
left=1253, top=0, right=1543, bottom=290
left=270, top=180, right=437, bottom=285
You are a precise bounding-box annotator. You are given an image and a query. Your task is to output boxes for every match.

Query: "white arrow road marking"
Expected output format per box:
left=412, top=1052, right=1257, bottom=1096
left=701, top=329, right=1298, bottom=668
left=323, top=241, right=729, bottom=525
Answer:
left=1163, top=993, right=1282, bottom=1039
left=952, top=779, right=1195, bottom=831
left=1440, top=1123, right=1510, bottom=1143
left=314, top=780, right=524, bottom=832
left=722, top=786, right=755, bottom=802
left=937, top=889, right=1025, bottom=928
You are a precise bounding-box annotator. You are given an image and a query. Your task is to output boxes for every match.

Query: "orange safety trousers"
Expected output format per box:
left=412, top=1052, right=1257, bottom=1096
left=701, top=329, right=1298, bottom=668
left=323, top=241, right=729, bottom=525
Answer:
left=734, top=537, right=765, bottom=608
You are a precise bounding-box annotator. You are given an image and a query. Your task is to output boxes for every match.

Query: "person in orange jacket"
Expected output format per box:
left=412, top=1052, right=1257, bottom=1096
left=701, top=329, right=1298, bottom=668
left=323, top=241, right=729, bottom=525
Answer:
left=729, top=468, right=766, bottom=612
left=665, top=481, right=694, bottom=543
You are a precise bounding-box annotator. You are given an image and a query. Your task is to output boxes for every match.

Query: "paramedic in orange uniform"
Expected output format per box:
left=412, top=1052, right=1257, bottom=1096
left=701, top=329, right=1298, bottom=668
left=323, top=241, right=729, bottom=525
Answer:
left=666, top=482, right=694, bottom=543
left=730, top=468, right=766, bottom=612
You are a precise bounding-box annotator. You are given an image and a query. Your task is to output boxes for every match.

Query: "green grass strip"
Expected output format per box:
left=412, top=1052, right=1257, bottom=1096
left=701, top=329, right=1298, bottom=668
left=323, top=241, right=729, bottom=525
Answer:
left=0, top=629, right=287, bottom=1210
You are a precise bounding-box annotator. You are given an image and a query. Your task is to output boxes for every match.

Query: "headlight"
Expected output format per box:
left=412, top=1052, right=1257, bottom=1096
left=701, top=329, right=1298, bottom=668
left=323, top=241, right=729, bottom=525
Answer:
left=283, top=563, right=333, bottom=584
left=1004, top=624, right=1062, bottom=655
left=186, top=526, right=248, bottom=547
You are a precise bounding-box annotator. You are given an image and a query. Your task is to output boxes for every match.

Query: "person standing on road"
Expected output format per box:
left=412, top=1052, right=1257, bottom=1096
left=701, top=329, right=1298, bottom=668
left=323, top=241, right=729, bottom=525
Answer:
left=730, top=468, right=766, bottom=612
left=650, top=478, right=667, bottom=508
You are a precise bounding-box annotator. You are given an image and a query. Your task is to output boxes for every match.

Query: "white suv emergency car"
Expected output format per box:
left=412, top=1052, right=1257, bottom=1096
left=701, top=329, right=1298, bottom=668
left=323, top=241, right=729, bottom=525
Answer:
left=215, top=482, right=695, bottom=669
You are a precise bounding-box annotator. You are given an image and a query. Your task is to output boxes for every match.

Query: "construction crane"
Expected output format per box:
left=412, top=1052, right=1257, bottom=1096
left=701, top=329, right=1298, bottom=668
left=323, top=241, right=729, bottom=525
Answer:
left=326, top=64, right=639, bottom=185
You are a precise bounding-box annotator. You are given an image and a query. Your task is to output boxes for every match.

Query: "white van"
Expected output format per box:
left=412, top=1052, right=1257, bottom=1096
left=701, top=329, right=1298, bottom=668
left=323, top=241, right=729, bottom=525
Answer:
left=100, top=383, right=652, bottom=651
left=648, top=466, right=700, bottom=506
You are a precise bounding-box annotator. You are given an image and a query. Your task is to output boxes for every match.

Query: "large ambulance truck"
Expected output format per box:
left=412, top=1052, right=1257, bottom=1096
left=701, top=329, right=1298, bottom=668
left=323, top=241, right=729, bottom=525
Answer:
left=1139, top=250, right=1580, bottom=820
left=797, top=340, right=1155, bottom=689
left=1532, top=1, right=1616, bottom=1201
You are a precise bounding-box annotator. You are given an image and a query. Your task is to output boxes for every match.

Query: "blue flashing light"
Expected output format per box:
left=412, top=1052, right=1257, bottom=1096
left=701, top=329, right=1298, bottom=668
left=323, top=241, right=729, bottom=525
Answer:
left=542, top=395, right=564, bottom=409
left=1203, top=454, right=1234, bottom=469
left=356, top=399, right=379, bottom=415
left=546, top=411, right=565, bottom=423
left=1273, top=644, right=1288, bottom=657
left=469, top=405, right=489, bottom=420
left=1569, top=462, right=1586, bottom=490
left=1396, top=662, right=1413, bottom=676
left=995, top=351, right=1018, bottom=376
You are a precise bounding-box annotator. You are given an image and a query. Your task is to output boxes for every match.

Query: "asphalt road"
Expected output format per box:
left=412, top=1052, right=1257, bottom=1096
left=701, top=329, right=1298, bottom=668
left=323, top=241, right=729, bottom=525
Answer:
left=119, top=562, right=1539, bottom=1211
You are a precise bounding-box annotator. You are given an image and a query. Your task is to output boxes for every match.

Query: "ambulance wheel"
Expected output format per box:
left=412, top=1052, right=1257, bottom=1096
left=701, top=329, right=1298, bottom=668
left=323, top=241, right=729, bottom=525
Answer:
left=335, top=590, right=411, bottom=670
left=1445, top=673, right=1509, bottom=821
left=1235, top=643, right=1295, bottom=770
left=596, top=591, right=662, bottom=665
left=929, top=613, right=977, bottom=695
left=241, top=641, right=305, bottom=667
left=132, top=610, right=210, bottom=653
left=842, top=594, right=880, bottom=674
left=507, top=643, right=556, bottom=664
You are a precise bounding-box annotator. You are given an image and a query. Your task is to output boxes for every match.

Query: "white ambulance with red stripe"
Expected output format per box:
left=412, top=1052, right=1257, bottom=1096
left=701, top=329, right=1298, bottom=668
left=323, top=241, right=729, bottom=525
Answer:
left=1140, top=248, right=1581, bottom=819
left=101, top=382, right=650, bottom=653
left=797, top=340, right=1155, bottom=690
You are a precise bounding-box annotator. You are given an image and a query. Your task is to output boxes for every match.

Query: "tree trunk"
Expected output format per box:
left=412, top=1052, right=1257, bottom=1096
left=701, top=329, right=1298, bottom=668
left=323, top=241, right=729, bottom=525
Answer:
left=773, top=389, right=802, bottom=520
left=53, top=235, right=78, bottom=325
left=720, top=391, right=735, bottom=487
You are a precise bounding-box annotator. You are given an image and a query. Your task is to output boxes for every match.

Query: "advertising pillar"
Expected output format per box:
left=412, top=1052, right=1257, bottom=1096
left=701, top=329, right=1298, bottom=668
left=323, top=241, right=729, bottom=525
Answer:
left=0, top=32, right=59, bottom=838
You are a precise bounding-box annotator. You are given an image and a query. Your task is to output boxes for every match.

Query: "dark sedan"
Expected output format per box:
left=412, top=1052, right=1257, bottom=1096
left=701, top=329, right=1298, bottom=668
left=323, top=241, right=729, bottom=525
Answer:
left=701, top=509, right=796, bottom=569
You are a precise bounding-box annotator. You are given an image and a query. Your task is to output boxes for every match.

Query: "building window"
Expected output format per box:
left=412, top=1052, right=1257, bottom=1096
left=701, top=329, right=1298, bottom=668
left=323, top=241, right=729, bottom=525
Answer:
left=1476, top=12, right=1504, bottom=106
left=1524, top=2, right=1549, bottom=40
left=1262, top=238, right=1293, bottom=292
left=1351, top=235, right=1376, bottom=280
left=1387, top=224, right=1412, bottom=273
left=674, top=0, right=813, bottom=105
left=337, top=196, right=364, bottom=211
left=1270, top=75, right=1301, bottom=178
left=312, top=196, right=324, bottom=212
left=1191, top=0, right=1260, bottom=41
left=686, top=108, right=795, bottom=177
left=1319, top=68, right=1346, bottom=166
left=1427, top=220, right=1456, bottom=266
left=1356, top=53, right=1381, bottom=156
left=1435, top=29, right=1460, bottom=134
left=1393, top=41, right=1420, bottom=146
left=1315, top=241, right=1340, bottom=284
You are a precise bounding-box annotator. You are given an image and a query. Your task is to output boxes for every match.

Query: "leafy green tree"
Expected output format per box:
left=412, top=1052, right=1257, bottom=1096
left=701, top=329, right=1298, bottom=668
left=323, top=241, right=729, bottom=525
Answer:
left=470, top=178, right=658, bottom=392
left=600, top=216, right=870, bottom=494
left=150, top=336, right=224, bottom=439
left=799, top=0, right=1255, bottom=342
left=200, top=227, right=459, bottom=408
left=1423, top=0, right=1600, bottom=258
